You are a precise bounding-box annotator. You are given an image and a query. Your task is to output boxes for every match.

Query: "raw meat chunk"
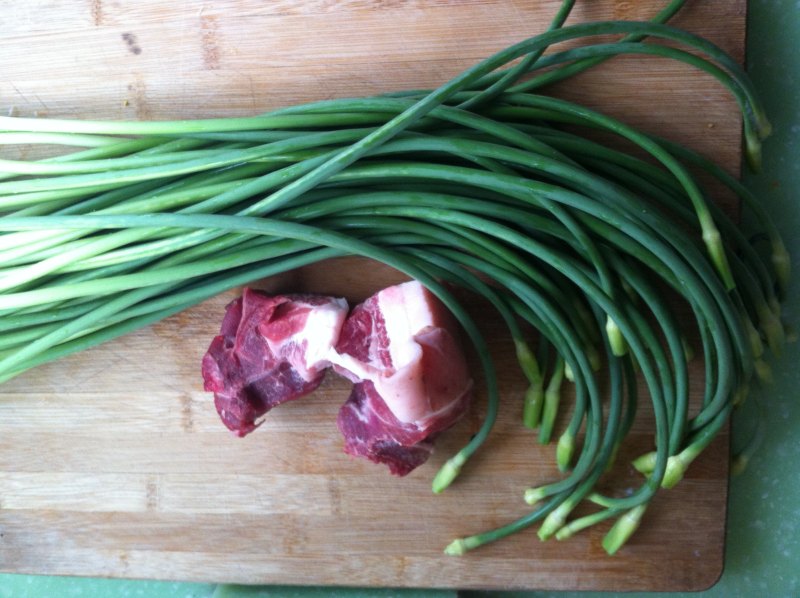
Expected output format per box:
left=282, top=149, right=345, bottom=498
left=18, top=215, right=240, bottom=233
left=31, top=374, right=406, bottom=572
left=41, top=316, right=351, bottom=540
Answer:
left=330, top=280, right=473, bottom=475
left=336, top=382, right=436, bottom=476
left=201, top=288, right=348, bottom=436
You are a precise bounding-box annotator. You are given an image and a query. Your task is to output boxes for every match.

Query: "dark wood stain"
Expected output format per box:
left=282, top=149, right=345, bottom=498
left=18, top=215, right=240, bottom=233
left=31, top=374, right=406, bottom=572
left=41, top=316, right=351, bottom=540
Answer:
left=90, top=0, right=103, bottom=26
left=179, top=394, right=195, bottom=433
left=127, top=75, right=149, bottom=119
left=145, top=477, right=159, bottom=510
left=200, top=15, right=220, bottom=70
left=121, top=32, right=142, bottom=55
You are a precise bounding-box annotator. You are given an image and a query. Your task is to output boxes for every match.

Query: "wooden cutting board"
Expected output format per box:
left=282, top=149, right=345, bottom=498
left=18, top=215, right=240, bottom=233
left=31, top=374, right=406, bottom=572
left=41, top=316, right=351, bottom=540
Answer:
left=0, top=0, right=744, bottom=591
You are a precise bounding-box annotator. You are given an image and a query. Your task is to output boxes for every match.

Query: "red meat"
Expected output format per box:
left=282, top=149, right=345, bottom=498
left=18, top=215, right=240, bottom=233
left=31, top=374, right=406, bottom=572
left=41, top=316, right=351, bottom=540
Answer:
left=201, top=288, right=348, bottom=436
left=331, top=281, right=473, bottom=475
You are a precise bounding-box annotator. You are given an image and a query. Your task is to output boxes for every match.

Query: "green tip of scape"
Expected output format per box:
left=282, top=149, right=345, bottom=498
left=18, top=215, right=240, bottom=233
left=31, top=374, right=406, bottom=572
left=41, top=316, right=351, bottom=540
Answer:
left=587, top=344, right=602, bottom=371
left=555, top=526, right=574, bottom=541
left=772, top=242, right=792, bottom=297
left=732, top=383, right=749, bottom=408
left=744, top=126, right=763, bottom=173
left=661, top=455, right=688, bottom=489
left=602, top=505, right=647, bottom=555
left=556, top=433, right=575, bottom=472
left=432, top=454, right=465, bottom=494
left=730, top=454, right=749, bottom=477
left=754, top=359, right=774, bottom=385
left=757, top=112, right=773, bottom=140
left=444, top=538, right=468, bottom=556
left=514, top=339, right=541, bottom=384
left=605, top=316, right=627, bottom=356
left=538, top=509, right=567, bottom=541
left=703, top=226, right=736, bottom=291
left=682, top=337, right=696, bottom=362
left=744, top=316, right=765, bottom=359
left=522, top=385, right=545, bottom=430
left=632, top=451, right=657, bottom=475
left=768, top=295, right=782, bottom=319
left=761, top=311, right=785, bottom=357
left=524, top=486, right=548, bottom=505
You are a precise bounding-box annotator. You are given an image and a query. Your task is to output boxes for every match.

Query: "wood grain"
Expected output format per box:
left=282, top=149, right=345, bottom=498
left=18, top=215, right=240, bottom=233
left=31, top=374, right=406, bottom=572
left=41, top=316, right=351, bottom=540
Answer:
left=0, top=0, right=743, bottom=590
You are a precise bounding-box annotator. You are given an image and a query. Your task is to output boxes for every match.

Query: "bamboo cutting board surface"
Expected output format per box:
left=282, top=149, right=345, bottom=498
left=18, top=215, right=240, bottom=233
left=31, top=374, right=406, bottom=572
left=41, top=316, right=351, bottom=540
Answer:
left=0, top=1, right=744, bottom=591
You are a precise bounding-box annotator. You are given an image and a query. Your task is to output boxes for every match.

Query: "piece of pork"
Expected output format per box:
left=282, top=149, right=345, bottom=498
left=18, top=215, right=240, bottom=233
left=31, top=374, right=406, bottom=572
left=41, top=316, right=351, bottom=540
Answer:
left=330, top=281, right=473, bottom=475
left=201, top=288, right=348, bottom=436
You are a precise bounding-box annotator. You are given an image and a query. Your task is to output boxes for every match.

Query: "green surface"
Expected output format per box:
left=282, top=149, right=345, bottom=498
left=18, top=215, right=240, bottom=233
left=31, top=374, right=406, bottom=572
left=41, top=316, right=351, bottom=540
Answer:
left=1, top=1, right=798, bottom=596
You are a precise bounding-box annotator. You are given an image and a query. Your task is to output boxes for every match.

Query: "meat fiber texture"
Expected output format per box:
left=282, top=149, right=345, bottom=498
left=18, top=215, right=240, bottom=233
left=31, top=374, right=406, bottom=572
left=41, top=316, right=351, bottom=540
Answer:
left=330, top=281, right=474, bottom=476
left=201, top=288, right=348, bottom=436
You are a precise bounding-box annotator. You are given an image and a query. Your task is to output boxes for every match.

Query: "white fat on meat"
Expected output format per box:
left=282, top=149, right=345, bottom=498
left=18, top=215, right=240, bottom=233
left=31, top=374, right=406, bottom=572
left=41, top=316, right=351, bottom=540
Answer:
left=264, top=296, right=349, bottom=382
left=329, top=281, right=472, bottom=427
